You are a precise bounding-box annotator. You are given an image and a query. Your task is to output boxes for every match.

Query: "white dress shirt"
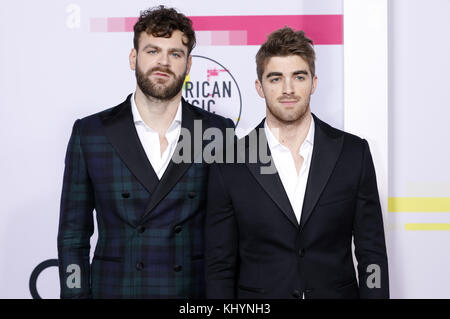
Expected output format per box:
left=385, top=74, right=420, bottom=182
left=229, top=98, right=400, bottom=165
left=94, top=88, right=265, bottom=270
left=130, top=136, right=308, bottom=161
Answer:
left=264, top=116, right=315, bottom=224
left=131, top=92, right=182, bottom=179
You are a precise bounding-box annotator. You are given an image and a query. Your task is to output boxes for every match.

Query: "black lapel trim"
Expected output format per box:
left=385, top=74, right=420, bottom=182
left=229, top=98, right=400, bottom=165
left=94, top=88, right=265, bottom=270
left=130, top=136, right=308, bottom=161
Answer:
left=299, top=114, right=344, bottom=230
left=100, top=94, right=159, bottom=194
left=245, top=119, right=299, bottom=229
left=140, top=99, right=206, bottom=221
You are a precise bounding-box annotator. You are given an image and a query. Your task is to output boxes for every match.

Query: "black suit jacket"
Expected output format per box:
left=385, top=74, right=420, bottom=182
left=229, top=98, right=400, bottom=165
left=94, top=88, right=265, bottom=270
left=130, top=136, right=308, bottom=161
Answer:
left=205, top=114, right=389, bottom=299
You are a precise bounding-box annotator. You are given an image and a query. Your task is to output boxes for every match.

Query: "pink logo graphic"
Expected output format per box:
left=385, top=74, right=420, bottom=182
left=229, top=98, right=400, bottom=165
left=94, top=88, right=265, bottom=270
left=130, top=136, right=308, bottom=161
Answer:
left=207, top=68, right=227, bottom=82
left=90, top=15, right=343, bottom=45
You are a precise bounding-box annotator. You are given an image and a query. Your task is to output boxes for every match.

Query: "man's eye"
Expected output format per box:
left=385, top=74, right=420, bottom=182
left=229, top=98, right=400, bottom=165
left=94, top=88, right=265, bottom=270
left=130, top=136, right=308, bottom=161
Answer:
left=296, top=76, right=305, bottom=80
left=147, top=50, right=157, bottom=54
left=172, top=53, right=181, bottom=58
left=270, top=78, right=280, bottom=83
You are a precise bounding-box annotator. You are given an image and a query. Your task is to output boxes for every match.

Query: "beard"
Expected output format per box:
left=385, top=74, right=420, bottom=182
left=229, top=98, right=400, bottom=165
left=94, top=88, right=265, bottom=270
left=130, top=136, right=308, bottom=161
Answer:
left=266, top=94, right=311, bottom=124
left=135, top=62, right=187, bottom=101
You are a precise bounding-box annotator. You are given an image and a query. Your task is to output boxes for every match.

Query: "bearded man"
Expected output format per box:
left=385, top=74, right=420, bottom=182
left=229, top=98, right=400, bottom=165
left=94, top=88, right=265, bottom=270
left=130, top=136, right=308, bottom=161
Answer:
left=57, top=6, right=234, bottom=298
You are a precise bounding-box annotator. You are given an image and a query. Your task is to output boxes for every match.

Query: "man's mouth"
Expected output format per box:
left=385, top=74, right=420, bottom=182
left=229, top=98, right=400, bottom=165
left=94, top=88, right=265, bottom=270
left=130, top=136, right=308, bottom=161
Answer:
left=153, top=71, right=170, bottom=78
left=279, top=99, right=299, bottom=105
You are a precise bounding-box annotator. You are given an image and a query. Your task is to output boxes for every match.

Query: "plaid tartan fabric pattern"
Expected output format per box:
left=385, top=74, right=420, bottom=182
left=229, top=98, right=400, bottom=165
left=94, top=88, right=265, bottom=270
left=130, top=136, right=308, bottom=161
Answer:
left=58, top=98, right=232, bottom=298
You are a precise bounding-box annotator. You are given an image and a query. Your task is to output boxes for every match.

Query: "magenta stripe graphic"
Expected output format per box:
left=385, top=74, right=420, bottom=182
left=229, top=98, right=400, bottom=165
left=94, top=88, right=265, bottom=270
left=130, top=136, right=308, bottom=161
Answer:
left=90, top=15, right=342, bottom=45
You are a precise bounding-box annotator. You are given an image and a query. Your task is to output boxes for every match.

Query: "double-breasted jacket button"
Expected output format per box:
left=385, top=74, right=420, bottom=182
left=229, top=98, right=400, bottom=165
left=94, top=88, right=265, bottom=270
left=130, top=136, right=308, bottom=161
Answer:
left=174, top=225, right=182, bottom=234
left=137, top=226, right=146, bottom=234
left=174, top=265, right=183, bottom=272
left=188, top=191, right=196, bottom=199
left=136, top=262, right=144, bottom=271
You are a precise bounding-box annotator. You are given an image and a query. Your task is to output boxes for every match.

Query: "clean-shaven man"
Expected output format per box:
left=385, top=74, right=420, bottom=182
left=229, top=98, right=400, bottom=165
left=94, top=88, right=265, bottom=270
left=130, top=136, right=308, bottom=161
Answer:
left=206, top=27, right=389, bottom=299
left=58, top=6, right=234, bottom=298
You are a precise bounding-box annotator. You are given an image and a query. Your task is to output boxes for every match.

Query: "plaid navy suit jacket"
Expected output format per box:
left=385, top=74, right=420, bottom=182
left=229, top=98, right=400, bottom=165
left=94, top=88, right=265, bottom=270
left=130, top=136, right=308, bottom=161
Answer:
left=57, top=94, right=234, bottom=298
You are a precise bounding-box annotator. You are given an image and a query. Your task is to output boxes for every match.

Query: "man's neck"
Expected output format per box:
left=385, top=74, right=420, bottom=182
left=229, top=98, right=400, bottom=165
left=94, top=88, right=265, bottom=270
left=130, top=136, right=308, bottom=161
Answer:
left=266, top=110, right=312, bottom=154
left=134, top=87, right=181, bottom=135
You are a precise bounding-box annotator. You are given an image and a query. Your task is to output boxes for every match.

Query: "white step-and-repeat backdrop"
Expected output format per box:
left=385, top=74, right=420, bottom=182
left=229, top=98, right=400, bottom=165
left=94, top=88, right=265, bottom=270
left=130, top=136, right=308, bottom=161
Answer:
left=0, top=0, right=343, bottom=298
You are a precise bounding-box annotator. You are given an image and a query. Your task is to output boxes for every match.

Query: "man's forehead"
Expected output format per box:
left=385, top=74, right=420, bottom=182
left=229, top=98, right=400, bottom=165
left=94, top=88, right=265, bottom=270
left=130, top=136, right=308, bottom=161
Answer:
left=263, top=55, right=310, bottom=74
left=265, top=55, right=309, bottom=68
left=139, top=30, right=188, bottom=49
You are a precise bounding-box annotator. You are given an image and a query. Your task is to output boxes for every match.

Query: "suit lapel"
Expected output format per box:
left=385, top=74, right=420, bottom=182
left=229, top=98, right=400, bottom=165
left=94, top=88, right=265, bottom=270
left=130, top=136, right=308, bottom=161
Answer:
left=245, top=120, right=299, bottom=229
left=299, top=114, right=344, bottom=230
left=141, top=99, right=205, bottom=221
left=101, top=94, right=159, bottom=194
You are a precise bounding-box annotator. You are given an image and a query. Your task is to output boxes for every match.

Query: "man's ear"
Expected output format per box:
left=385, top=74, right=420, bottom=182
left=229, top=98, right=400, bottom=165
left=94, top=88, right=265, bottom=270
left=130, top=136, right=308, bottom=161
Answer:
left=311, top=75, right=318, bottom=95
left=255, top=79, right=265, bottom=99
left=186, top=54, right=192, bottom=75
left=129, top=48, right=137, bottom=71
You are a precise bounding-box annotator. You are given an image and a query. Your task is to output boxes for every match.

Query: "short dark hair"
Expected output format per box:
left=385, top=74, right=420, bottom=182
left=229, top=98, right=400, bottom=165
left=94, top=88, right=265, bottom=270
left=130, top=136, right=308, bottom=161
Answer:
left=256, top=27, right=315, bottom=81
left=133, top=5, right=196, bottom=54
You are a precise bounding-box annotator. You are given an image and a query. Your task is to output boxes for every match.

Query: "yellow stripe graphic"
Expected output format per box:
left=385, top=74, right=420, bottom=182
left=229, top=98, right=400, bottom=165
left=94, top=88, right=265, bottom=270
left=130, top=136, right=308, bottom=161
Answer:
left=405, top=223, right=450, bottom=231
left=388, top=197, right=450, bottom=212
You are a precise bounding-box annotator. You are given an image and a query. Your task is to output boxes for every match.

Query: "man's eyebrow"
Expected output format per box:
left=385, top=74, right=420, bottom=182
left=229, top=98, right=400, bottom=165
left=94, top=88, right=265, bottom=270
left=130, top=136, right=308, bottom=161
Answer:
left=293, top=70, right=309, bottom=75
left=141, top=44, right=159, bottom=51
left=266, top=72, right=283, bottom=78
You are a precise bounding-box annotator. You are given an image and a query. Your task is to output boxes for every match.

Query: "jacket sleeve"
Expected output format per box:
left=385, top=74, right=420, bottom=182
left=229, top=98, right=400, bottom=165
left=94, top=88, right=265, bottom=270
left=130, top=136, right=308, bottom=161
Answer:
left=205, top=163, right=238, bottom=298
left=57, top=119, right=94, bottom=298
left=353, top=139, right=389, bottom=298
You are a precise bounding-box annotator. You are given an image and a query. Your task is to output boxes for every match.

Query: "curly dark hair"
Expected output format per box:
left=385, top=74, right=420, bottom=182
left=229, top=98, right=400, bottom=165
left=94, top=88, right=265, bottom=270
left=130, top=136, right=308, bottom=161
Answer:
left=256, top=27, right=315, bottom=81
left=133, top=5, right=196, bottom=54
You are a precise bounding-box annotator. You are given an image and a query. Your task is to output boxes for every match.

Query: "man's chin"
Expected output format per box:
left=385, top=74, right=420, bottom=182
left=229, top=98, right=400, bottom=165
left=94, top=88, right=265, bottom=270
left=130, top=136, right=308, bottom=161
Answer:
left=273, top=111, right=308, bottom=124
left=150, top=78, right=171, bottom=86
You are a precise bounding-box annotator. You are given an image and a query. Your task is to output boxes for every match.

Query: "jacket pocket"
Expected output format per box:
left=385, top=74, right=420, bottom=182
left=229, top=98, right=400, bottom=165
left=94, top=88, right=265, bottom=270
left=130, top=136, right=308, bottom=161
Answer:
left=238, top=284, right=266, bottom=294
left=318, top=197, right=353, bottom=208
left=93, top=255, right=123, bottom=263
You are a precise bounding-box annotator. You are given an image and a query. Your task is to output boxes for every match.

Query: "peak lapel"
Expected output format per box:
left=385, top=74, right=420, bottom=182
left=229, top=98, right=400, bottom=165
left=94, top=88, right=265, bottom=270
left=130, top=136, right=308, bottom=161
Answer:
left=245, top=120, right=299, bottom=229
left=299, top=114, right=344, bottom=230
left=101, top=94, right=159, bottom=194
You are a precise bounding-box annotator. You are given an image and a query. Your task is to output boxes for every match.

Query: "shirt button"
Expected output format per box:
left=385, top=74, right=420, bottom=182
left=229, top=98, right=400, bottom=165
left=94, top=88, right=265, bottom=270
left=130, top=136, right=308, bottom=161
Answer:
left=174, top=265, right=183, bottom=272
left=136, top=262, right=144, bottom=271
left=122, top=192, right=130, bottom=198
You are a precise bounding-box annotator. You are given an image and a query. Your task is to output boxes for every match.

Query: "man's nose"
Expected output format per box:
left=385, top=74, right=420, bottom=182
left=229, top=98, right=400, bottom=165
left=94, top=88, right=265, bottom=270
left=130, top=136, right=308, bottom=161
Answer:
left=157, top=52, right=170, bottom=66
left=282, top=79, right=295, bottom=95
